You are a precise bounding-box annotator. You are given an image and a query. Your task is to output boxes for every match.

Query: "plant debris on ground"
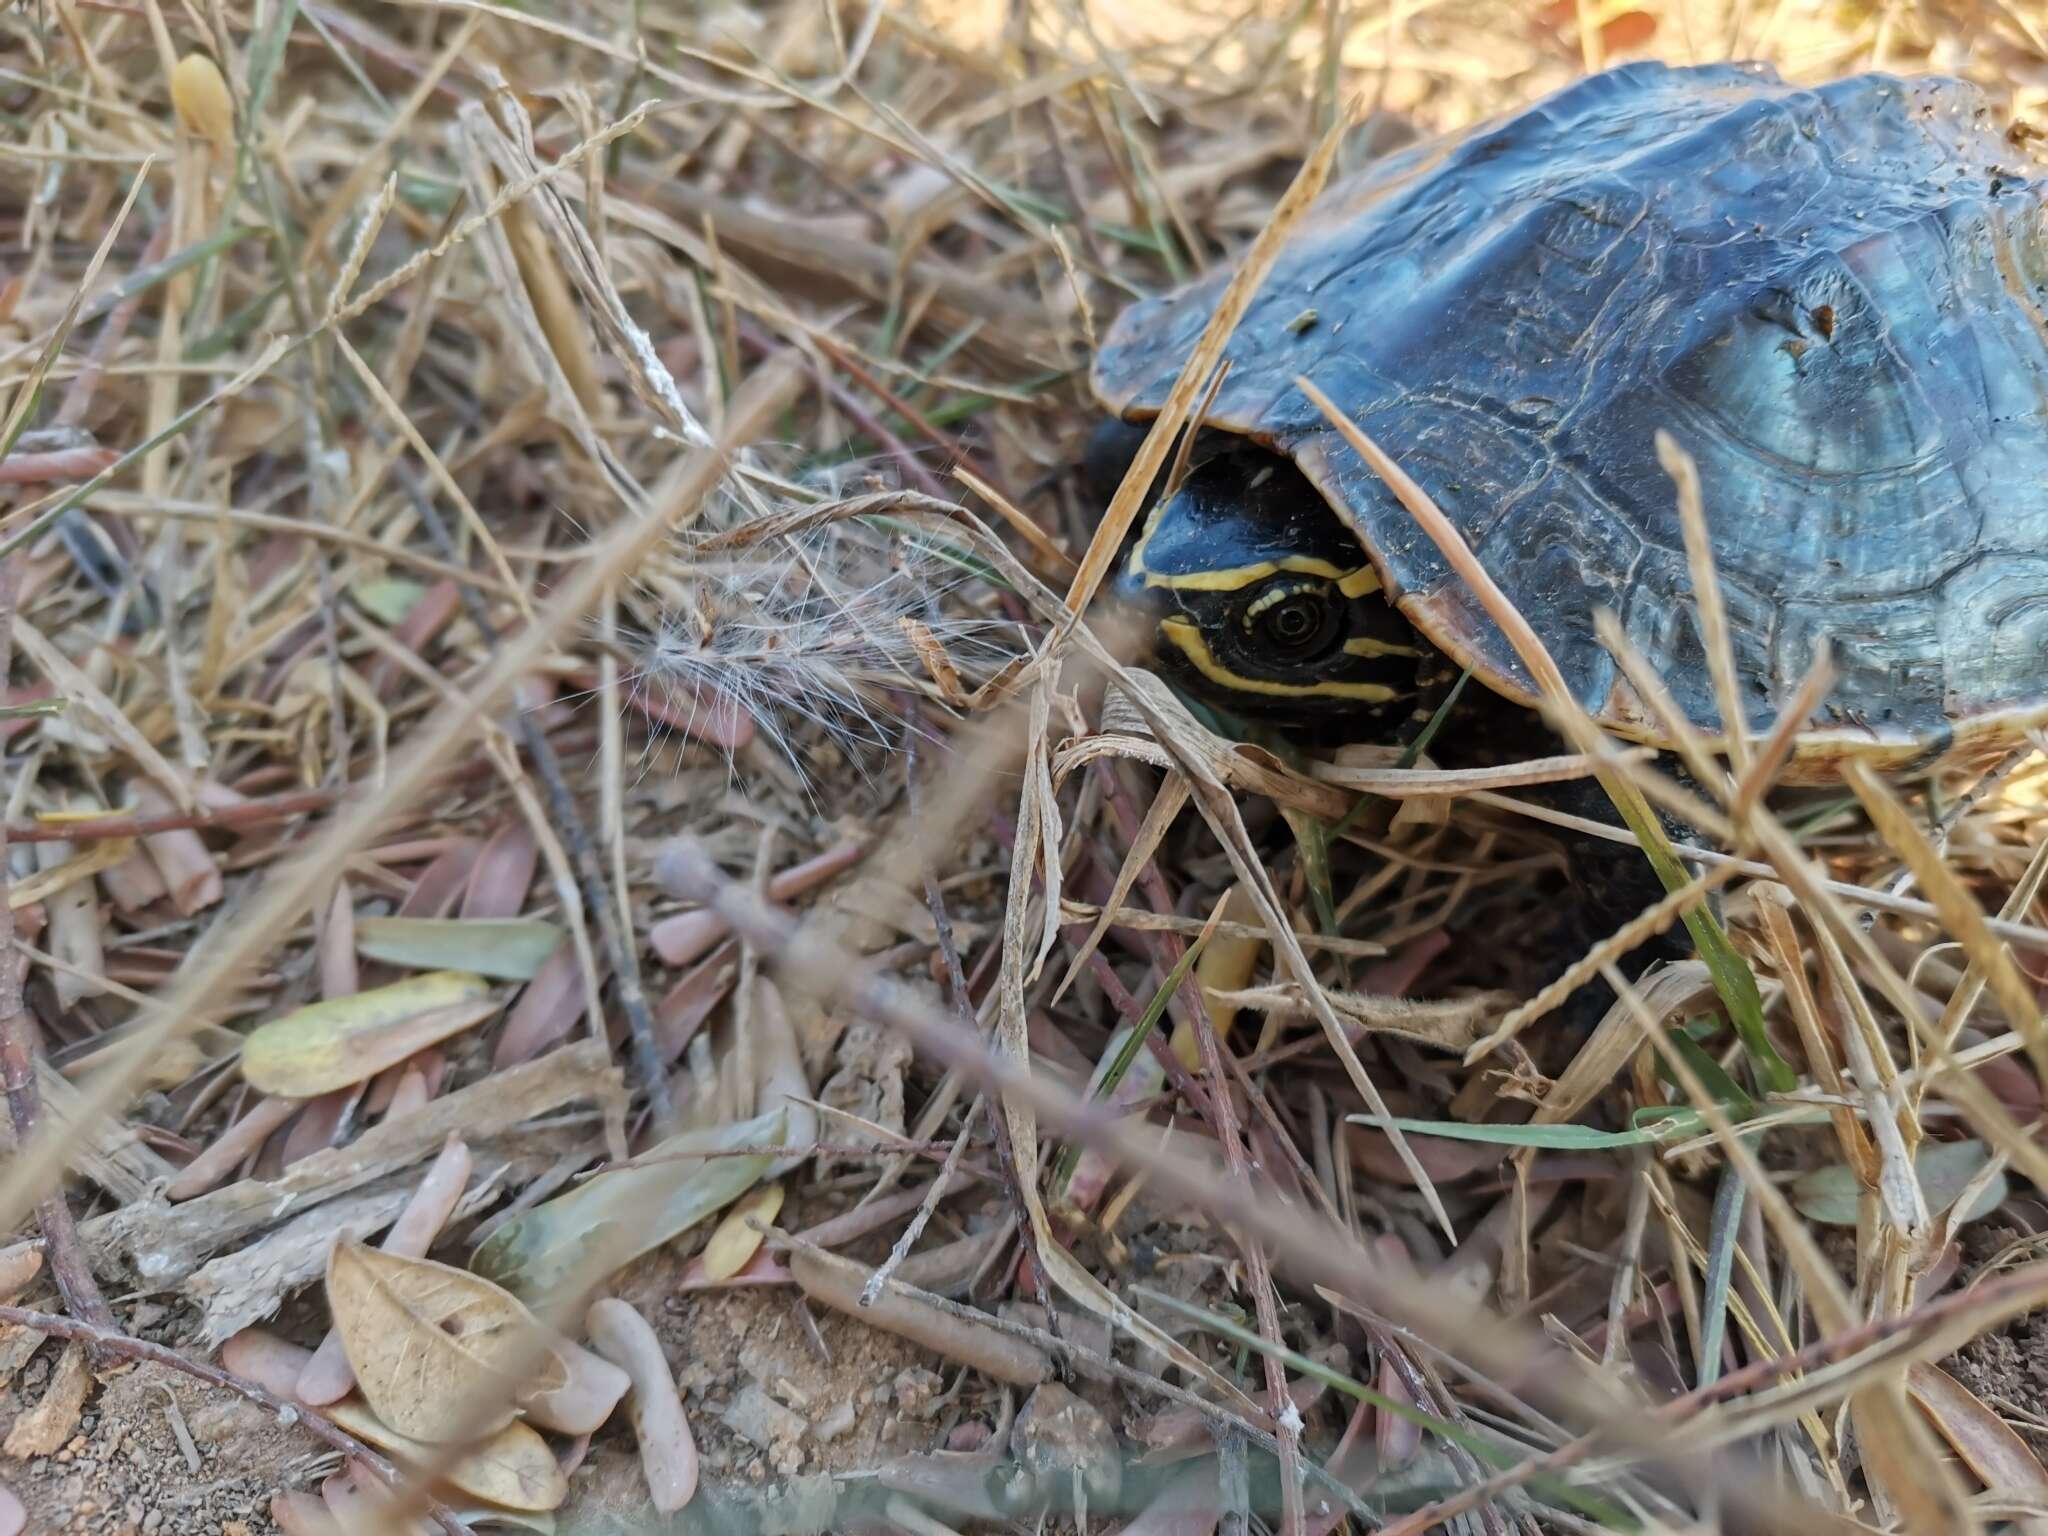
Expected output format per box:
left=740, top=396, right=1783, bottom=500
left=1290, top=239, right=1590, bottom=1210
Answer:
left=1, top=0, right=2047, bottom=1532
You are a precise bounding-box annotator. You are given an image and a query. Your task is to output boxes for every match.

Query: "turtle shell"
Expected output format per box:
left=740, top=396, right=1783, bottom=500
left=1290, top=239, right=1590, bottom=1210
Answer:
left=1093, top=62, right=2048, bottom=780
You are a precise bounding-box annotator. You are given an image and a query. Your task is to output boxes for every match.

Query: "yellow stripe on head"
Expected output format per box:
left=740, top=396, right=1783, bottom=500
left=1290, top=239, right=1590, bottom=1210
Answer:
left=1159, top=617, right=1400, bottom=703
left=1142, top=556, right=1376, bottom=594
left=1343, top=636, right=1422, bottom=660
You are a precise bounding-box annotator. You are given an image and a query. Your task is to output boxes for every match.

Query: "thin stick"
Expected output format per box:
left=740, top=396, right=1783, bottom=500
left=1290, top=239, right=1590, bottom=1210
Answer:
left=0, top=788, right=338, bottom=845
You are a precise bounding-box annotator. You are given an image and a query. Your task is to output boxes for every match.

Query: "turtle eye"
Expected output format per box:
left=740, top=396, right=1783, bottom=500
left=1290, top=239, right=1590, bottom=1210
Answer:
left=1246, top=584, right=1342, bottom=661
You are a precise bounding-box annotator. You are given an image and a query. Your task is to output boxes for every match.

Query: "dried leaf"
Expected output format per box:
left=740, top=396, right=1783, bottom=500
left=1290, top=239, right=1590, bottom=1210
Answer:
left=323, top=1398, right=567, bottom=1513
left=461, top=823, right=540, bottom=921
left=701, top=1183, right=783, bottom=1283
left=586, top=1299, right=699, bottom=1513
left=1909, top=1361, right=2048, bottom=1499
left=327, top=1243, right=567, bottom=1443
left=242, top=971, right=499, bottom=1097
left=395, top=838, right=484, bottom=918
left=493, top=941, right=598, bottom=1069
left=356, top=917, right=564, bottom=979
left=1191, top=883, right=1265, bottom=1049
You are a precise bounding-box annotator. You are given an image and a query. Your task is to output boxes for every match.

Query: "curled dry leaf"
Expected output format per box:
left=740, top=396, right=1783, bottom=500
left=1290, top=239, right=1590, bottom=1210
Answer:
left=522, top=1337, right=631, bottom=1436
left=326, top=1243, right=567, bottom=1444
left=700, top=1183, right=783, bottom=1283
left=356, top=916, right=564, bottom=980
left=323, top=1398, right=567, bottom=1513
left=128, top=781, right=222, bottom=913
left=299, top=1137, right=474, bottom=1406
left=241, top=971, right=497, bottom=1097
left=585, top=1298, right=698, bottom=1514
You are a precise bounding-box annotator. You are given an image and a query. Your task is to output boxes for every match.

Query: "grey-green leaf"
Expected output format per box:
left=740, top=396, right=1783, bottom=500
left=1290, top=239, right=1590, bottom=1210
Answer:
left=356, top=917, right=563, bottom=980
left=1793, top=1139, right=2007, bottom=1228
left=473, top=1109, right=787, bottom=1304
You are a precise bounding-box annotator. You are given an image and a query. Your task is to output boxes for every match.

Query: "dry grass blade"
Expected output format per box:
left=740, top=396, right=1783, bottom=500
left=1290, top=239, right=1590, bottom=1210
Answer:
left=1846, top=761, right=2048, bottom=1086
left=1061, top=105, right=1353, bottom=622
left=1850, top=1380, right=1980, bottom=1535
left=1931, top=837, right=2048, bottom=1056
left=1655, top=430, right=1753, bottom=774
left=1049, top=769, right=1188, bottom=1005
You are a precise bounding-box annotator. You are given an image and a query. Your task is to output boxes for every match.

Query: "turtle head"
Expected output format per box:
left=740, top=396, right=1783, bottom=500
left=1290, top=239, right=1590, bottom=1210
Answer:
left=1112, top=437, right=1423, bottom=725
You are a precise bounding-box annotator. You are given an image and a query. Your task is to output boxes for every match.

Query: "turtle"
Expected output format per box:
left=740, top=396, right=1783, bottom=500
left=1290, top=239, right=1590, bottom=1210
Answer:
left=1092, top=61, right=2048, bottom=781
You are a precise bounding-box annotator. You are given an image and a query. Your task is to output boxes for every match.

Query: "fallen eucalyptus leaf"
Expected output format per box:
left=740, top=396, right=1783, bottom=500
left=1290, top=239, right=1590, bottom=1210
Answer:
left=472, top=1109, right=785, bottom=1304
left=242, top=972, right=498, bottom=1097
left=1793, top=1139, right=2006, bottom=1228
left=357, top=917, right=564, bottom=980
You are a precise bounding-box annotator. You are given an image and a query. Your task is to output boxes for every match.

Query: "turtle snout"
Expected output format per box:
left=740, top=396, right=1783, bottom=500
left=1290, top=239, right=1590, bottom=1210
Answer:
left=1111, top=562, right=1164, bottom=615
left=1109, top=565, right=1169, bottom=657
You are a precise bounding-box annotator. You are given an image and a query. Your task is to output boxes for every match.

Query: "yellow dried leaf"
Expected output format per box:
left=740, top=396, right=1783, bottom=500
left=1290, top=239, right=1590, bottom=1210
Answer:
left=700, top=1183, right=782, bottom=1282
left=242, top=971, right=497, bottom=1097
left=324, top=1398, right=567, bottom=1513
left=170, top=54, right=235, bottom=148
left=1188, top=883, right=1264, bottom=1061
left=327, top=1244, right=568, bottom=1445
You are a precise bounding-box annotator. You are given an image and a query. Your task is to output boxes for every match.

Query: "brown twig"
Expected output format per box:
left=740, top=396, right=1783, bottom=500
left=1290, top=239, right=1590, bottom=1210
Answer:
left=0, top=1304, right=466, bottom=1536
left=0, top=558, right=114, bottom=1344
left=0, top=788, right=339, bottom=845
